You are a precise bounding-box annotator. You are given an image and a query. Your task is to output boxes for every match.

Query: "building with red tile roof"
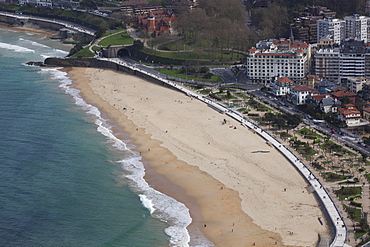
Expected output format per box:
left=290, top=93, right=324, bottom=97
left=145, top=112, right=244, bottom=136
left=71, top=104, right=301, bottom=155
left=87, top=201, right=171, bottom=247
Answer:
left=311, top=94, right=329, bottom=102
left=330, top=90, right=357, bottom=103
left=137, top=10, right=177, bottom=37
left=338, top=104, right=363, bottom=127
left=270, top=77, right=294, bottom=96
left=290, top=42, right=310, bottom=48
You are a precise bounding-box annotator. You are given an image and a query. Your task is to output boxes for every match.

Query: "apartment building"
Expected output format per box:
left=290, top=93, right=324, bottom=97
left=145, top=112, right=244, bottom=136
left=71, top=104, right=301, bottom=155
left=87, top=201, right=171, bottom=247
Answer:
left=346, top=77, right=369, bottom=93
left=344, top=14, right=370, bottom=43
left=317, top=14, right=370, bottom=45
left=246, top=40, right=310, bottom=85
left=290, top=6, right=336, bottom=44
left=317, top=17, right=345, bottom=44
left=315, top=39, right=370, bottom=82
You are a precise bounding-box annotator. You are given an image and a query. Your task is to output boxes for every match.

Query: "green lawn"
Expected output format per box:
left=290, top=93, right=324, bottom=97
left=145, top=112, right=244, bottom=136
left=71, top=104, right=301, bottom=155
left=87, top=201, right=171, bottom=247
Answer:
left=199, top=88, right=212, bottom=94
left=246, top=99, right=270, bottom=111
left=235, top=92, right=249, bottom=99
left=335, top=186, right=362, bottom=200
left=296, top=127, right=323, bottom=139
left=98, top=32, right=134, bottom=46
left=355, top=230, right=367, bottom=239
left=344, top=204, right=362, bottom=222
left=141, top=47, right=242, bottom=62
left=322, top=172, right=352, bottom=182
left=102, top=29, right=124, bottom=37
left=154, top=68, right=221, bottom=82
left=71, top=46, right=94, bottom=58
left=296, top=146, right=317, bottom=160
left=321, top=140, right=355, bottom=156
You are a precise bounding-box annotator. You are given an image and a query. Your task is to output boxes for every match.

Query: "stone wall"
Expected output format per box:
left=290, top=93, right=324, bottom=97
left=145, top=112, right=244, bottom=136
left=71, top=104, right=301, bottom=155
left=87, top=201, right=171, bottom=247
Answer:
left=44, top=57, right=183, bottom=92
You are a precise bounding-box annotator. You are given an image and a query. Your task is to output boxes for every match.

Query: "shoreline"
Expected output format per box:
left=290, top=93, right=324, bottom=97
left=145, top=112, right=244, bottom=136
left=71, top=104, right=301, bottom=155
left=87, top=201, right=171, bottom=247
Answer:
left=0, top=22, right=58, bottom=37
left=66, top=66, right=330, bottom=246
left=65, top=67, right=267, bottom=246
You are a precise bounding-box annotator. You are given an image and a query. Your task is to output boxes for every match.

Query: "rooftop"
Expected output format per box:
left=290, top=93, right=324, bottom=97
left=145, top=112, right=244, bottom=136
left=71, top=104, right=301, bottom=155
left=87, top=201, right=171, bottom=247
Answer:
left=277, top=77, right=293, bottom=83
left=292, top=85, right=314, bottom=92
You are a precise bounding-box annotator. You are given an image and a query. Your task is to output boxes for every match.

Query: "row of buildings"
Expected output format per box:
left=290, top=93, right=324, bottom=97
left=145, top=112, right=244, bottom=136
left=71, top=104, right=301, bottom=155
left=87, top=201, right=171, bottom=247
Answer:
left=15, top=0, right=79, bottom=8
left=269, top=77, right=370, bottom=130
left=292, top=6, right=370, bottom=45
left=246, top=37, right=370, bottom=85
left=317, top=14, right=370, bottom=44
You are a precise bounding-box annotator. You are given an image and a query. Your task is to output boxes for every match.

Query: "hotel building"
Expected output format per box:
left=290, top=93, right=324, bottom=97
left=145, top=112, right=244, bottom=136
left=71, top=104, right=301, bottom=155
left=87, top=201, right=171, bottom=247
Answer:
left=246, top=40, right=310, bottom=85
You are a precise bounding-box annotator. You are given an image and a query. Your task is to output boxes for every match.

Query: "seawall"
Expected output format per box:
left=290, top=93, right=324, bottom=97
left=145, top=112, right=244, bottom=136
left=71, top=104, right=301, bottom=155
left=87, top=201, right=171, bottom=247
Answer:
left=44, top=57, right=183, bottom=92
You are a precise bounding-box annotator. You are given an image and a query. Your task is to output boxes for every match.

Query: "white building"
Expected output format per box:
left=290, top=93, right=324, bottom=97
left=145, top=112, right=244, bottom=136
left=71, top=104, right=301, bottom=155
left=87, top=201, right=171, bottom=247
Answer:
left=317, top=17, right=345, bottom=44
left=246, top=41, right=310, bottom=85
left=270, top=77, right=294, bottom=96
left=346, top=77, right=369, bottom=93
left=344, top=14, right=370, bottom=43
left=289, top=85, right=315, bottom=105
left=18, top=0, right=52, bottom=7
left=338, top=104, right=366, bottom=127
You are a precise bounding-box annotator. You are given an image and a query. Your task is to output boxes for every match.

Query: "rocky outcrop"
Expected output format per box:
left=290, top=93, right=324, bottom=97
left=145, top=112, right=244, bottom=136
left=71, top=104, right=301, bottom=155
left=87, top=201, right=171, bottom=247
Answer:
left=26, top=61, right=45, bottom=66
left=44, top=57, right=126, bottom=71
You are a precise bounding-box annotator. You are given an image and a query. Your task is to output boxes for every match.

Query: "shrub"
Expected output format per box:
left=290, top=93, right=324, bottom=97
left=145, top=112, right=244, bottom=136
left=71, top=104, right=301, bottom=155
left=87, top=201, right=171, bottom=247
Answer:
left=350, top=201, right=362, bottom=207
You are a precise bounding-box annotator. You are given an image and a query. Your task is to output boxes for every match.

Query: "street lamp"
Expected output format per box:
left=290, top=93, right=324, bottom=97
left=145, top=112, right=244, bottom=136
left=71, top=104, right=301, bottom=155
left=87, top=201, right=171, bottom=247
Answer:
left=186, top=66, right=188, bottom=81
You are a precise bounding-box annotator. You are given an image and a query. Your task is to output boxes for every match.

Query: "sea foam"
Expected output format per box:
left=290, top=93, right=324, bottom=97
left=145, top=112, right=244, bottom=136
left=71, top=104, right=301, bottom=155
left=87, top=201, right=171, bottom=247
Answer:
left=0, top=41, right=35, bottom=53
left=19, top=38, right=49, bottom=48
left=40, top=67, right=195, bottom=247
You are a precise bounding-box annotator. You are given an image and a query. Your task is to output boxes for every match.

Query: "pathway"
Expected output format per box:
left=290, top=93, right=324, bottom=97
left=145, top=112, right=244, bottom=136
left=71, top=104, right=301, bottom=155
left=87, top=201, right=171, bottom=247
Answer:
left=0, top=11, right=96, bottom=36
left=88, top=30, right=126, bottom=54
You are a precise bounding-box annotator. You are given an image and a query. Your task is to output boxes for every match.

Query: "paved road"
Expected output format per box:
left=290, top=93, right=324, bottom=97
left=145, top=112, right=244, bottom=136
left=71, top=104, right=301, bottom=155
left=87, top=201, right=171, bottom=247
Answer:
left=0, top=11, right=96, bottom=36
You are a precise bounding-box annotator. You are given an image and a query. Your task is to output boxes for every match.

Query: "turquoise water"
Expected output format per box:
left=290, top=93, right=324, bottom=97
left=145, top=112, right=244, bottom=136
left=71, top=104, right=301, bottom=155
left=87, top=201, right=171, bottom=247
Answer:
left=0, top=28, right=176, bottom=246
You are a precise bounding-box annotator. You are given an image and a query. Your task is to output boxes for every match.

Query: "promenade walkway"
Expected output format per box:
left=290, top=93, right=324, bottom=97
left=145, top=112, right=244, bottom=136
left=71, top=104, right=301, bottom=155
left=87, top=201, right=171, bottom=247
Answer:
left=0, top=11, right=96, bottom=36
left=99, top=57, right=350, bottom=246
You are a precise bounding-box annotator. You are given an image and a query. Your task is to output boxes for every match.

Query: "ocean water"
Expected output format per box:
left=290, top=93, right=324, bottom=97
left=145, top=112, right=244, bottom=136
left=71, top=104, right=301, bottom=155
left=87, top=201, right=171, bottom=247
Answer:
left=0, top=27, right=198, bottom=246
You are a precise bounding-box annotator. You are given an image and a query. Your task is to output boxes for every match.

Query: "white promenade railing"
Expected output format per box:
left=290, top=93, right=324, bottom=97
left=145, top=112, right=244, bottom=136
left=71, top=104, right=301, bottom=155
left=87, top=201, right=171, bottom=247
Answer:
left=0, top=11, right=96, bottom=36
left=100, top=58, right=348, bottom=246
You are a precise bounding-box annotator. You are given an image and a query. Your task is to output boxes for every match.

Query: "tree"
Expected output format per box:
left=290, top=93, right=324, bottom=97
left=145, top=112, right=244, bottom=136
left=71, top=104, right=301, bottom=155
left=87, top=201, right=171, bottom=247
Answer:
left=80, top=0, right=97, bottom=9
left=341, top=96, right=352, bottom=105
left=275, top=115, right=286, bottom=129
left=284, top=113, right=301, bottom=128
left=226, top=90, right=232, bottom=99
left=251, top=3, right=289, bottom=39
left=361, top=152, right=368, bottom=163
left=200, top=67, right=210, bottom=73
left=175, top=0, right=254, bottom=53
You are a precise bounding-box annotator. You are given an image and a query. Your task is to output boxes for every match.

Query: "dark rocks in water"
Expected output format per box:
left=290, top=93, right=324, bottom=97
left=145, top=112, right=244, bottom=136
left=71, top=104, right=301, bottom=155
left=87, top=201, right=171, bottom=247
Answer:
left=26, top=61, right=45, bottom=66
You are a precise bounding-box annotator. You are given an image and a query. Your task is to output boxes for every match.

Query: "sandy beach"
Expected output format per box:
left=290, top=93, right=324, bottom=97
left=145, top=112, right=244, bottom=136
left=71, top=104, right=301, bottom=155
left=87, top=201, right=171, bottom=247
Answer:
left=67, top=67, right=330, bottom=247
left=0, top=22, right=58, bottom=37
